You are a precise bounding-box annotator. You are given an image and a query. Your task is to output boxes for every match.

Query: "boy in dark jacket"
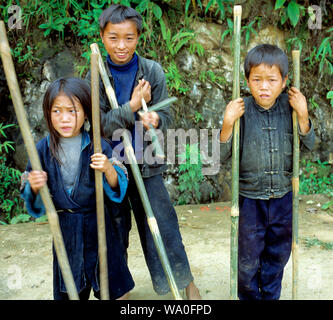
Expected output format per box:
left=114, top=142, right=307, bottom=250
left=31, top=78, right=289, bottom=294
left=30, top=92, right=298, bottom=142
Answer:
left=87, top=4, right=200, bottom=299
left=219, top=44, right=315, bottom=299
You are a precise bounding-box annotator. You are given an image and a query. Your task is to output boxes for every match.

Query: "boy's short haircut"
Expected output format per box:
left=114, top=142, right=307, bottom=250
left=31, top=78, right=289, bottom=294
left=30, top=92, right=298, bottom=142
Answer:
left=99, top=4, right=143, bottom=34
left=244, top=44, right=288, bottom=79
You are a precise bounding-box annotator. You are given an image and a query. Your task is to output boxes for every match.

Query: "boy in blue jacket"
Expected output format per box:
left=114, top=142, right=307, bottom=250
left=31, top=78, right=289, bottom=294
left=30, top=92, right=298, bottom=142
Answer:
left=219, top=44, right=315, bottom=299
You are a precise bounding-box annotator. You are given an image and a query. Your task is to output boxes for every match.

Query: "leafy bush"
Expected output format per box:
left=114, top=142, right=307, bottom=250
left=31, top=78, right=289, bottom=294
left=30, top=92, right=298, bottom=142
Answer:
left=300, top=159, right=333, bottom=195
left=177, top=143, right=204, bottom=205
left=0, top=123, right=27, bottom=225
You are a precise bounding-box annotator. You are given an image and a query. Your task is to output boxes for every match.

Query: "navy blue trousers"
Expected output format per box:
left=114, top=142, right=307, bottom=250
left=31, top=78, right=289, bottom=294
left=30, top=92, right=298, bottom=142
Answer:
left=238, top=192, right=293, bottom=300
left=112, top=170, right=194, bottom=295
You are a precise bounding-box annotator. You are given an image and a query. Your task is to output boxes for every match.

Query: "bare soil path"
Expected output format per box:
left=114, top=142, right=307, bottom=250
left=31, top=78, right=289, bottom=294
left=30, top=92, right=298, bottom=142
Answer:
left=1, top=194, right=332, bottom=300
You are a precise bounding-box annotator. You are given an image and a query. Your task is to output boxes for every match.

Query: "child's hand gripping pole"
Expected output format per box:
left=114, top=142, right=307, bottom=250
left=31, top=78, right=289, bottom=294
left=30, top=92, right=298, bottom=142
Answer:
left=91, top=52, right=110, bottom=300
left=90, top=43, right=182, bottom=300
left=230, top=5, right=242, bottom=301
left=139, top=87, right=165, bottom=159
left=292, top=50, right=300, bottom=300
left=0, top=21, right=79, bottom=300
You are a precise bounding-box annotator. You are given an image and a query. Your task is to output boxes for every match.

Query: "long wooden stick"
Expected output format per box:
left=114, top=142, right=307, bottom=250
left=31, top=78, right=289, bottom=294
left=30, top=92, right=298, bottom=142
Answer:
left=140, top=88, right=165, bottom=159
left=0, top=20, right=79, bottom=300
left=91, top=52, right=109, bottom=300
left=292, top=50, right=300, bottom=300
left=230, top=5, right=242, bottom=300
left=90, top=43, right=182, bottom=300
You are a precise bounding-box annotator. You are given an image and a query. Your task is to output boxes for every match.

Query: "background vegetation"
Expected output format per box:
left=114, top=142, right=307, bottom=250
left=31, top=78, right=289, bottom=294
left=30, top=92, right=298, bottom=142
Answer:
left=0, top=0, right=332, bottom=224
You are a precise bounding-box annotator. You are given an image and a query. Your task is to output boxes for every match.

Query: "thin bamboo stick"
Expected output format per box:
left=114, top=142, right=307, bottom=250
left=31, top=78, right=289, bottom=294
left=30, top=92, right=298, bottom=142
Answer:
left=140, top=88, right=165, bottom=159
left=0, top=20, right=79, bottom=300
left=90, top=43, right=182, bottom=300
left=292, top=50, right=300, bottom=300
left=91, top=52, right=109, bottom=300
left=230, top=5, right=242, bottom=301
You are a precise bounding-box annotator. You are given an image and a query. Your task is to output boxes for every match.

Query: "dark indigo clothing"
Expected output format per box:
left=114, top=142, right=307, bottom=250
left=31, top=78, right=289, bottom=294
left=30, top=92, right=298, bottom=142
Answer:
left=106, top=53, right=143, bottom=159
left=86, top=55, right=171, bottom=178
left=219, top=93, right=315, bottom=199
left=238, top=192, right=293, bottom=300
left=87, top=54, right=194, bottom=295
left=21, top=132, right=134, bottom=299
left=218, top=92, right=315, bottom=300
left=118, top=169, right=194, bottom=295
left=107, top=53, right=138, bottom=106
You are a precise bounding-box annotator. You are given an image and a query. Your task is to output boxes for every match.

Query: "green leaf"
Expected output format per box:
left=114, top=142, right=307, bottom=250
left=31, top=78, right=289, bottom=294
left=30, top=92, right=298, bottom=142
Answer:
left=152, top=4, right=162, bottom=20
left=287, top=1, right=300, bottom=27
left=205, top=0, right=214, bottom=14
left=275, top=0, right=287, bottom=10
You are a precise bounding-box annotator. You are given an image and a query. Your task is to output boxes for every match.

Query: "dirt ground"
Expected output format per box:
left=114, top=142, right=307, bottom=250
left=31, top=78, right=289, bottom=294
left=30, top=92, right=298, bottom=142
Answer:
left=0, top=194, right=333, bottom=300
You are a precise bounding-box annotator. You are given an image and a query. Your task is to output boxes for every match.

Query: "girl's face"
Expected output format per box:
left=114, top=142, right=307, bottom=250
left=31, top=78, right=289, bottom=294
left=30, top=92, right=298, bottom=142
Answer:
left=51, top=94, right=85, bottom=138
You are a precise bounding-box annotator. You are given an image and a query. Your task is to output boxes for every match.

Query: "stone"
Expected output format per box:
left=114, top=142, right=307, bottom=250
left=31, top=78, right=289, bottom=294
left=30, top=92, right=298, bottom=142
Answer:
left=247, top=25, right=286, bottom=51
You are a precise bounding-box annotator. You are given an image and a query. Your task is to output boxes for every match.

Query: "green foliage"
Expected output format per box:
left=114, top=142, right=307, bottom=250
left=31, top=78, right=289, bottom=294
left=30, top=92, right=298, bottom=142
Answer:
left=300, top=160, right=333, bottom=195
left=177, top=143, right=204, bottom=205
left=304, top=237, right=333, bottom=250
left=327, top=91, right=333, bottom=108
left=0, top=123, right=27, bottom=225
left=159, top=19, right=195, bottom=57
left=274, top=0, right=305, bottom=27
left=185, top=0, right=233, bottom=20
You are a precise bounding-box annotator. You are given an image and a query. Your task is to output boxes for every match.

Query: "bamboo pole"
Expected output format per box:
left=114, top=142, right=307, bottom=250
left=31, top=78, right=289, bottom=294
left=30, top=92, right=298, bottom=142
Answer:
left=147, top=97, right=177, bottom=113
left=0, top=20, right=79, bottom=300
left=230, top=5, right=242, bottom=300
left=91, top=52, right=109, bottom=300
left=292, top=50, right=300, bottom=300
left=140, top=88, right=165, bottom=159
left=90, top=43, right=182, bottom=300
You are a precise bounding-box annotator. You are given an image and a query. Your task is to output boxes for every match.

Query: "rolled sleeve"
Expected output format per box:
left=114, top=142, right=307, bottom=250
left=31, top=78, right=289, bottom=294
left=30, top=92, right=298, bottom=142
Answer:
left=216, top=129, right=233, bottom=162
left=299, top=118, right=316, bottom=151
left=21, top=182, right=46, bottom=218
left=103, top=165, right=128, bottom=203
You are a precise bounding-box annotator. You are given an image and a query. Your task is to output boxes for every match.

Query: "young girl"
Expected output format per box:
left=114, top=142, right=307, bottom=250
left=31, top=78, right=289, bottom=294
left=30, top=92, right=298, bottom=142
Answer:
left=20, top=77, right=134, bottom=300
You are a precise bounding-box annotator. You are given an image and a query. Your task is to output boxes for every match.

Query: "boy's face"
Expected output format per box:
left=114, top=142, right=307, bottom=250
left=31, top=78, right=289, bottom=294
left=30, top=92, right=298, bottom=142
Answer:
left=101, top=20, right=139, bottom=65
left=246, top=64, right=287, bottom=109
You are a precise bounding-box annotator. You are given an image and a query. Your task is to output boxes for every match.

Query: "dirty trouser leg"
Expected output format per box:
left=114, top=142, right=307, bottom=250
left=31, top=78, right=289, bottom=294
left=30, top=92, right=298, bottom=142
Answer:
left=238, top=196, right=266, bottom=300
left=128, top=173, right=194, bottom=295
left=260, top=192, right=292, bottom=300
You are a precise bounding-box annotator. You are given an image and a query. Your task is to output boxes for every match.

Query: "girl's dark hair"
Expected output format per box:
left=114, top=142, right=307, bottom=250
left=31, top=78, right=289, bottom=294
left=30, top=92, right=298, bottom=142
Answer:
left=244, top=44, right=289, bottom=79
left=99, top=4, right=143, bottom=34
left=43, top=77, right=94, bottom=160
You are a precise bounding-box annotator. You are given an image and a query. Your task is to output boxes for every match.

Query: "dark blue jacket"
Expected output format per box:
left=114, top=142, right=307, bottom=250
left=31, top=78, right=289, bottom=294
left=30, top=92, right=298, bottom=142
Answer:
left=219, top=93, right=315, bottom=199
left=21, top=132, right=134, bottom=299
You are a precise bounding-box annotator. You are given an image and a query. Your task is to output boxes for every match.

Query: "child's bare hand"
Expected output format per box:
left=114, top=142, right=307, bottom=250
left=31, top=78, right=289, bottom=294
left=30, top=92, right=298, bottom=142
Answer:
left=224, top=98, right=245, bottom=125
left=28, top=170, right=47, bottom=194
left=288, top=87, right=308, bottom=118
left=90, top=153, right=111, bottom=173
left=140, top=111, right=160, bottom=129
left=130, top=79, right=151, bottom=112
left=288, top=87, right=310, bottom=134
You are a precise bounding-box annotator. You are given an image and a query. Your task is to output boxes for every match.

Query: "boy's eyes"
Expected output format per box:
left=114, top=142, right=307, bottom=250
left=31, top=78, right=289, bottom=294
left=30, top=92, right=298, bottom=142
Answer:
left=108, top=37, right=134, bottom=41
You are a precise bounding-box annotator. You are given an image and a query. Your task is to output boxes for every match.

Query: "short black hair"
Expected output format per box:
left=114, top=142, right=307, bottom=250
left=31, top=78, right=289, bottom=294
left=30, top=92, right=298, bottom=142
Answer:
left=99, top=4, right=143, bottom=34
left=43, top=77, right=92, bottom=160
left=244, top=44, right=288, bottom=79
